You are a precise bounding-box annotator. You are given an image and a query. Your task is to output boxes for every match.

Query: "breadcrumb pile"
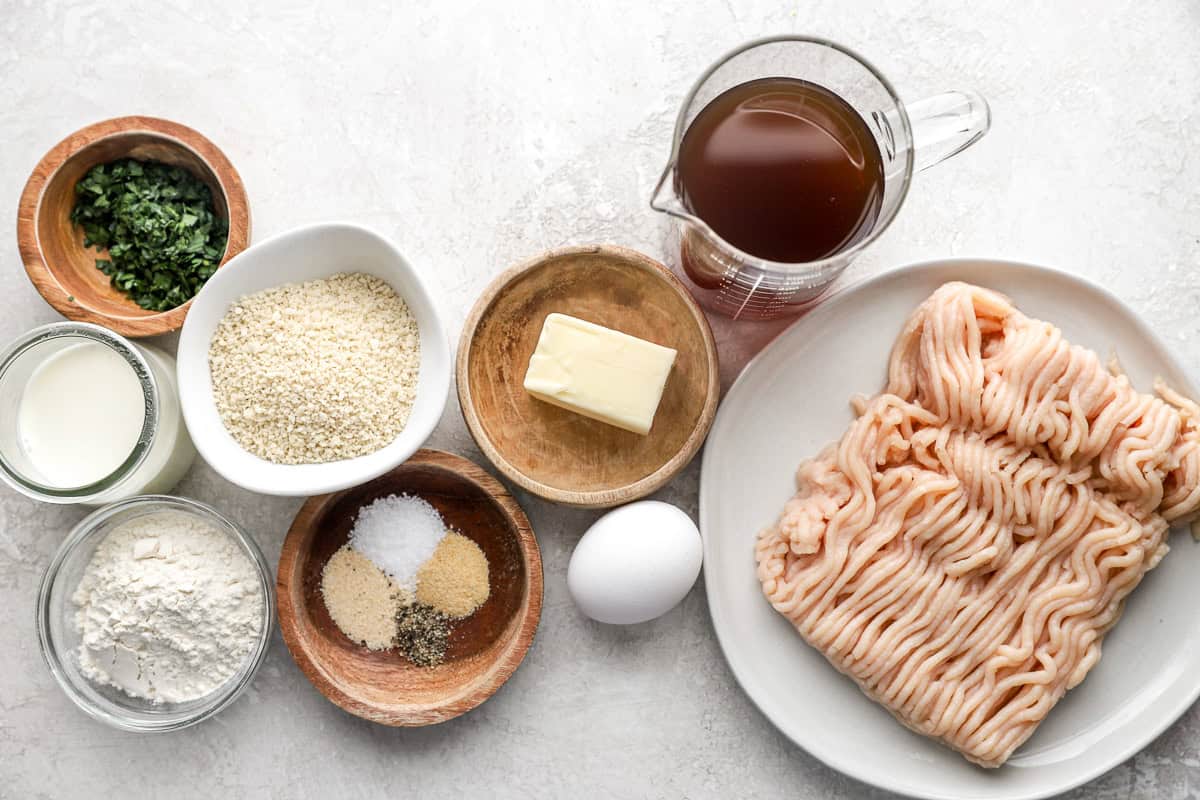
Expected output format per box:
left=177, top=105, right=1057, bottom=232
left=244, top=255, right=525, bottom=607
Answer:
left=208, top=272, right=420, bottom=464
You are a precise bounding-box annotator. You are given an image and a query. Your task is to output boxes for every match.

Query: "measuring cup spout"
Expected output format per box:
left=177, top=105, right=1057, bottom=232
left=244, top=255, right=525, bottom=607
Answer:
left=649, top=164, right=690, bottom=219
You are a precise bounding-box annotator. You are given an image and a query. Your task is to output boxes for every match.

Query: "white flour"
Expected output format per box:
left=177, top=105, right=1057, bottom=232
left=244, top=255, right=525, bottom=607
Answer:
left=72, top=511, right=265, bottom=704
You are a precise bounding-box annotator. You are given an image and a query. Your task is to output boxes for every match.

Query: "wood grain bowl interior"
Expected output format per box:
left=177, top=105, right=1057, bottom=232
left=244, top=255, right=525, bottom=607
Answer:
left=458, top=245, right=719, bottom=507
left=17, top=116, right=250, bottom=336
left=277, top=450, right=543, bottom=726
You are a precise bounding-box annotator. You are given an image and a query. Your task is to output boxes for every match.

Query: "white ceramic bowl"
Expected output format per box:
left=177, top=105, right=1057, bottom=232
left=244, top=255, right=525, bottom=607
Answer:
left=177, top=223, right=450, bottom=496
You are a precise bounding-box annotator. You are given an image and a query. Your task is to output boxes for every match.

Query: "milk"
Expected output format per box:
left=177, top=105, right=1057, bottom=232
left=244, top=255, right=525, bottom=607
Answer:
left=17, top=342, right=146, bottom=488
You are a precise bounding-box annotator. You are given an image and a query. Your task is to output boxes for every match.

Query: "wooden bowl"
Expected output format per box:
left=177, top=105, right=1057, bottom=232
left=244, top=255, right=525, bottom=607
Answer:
left=458, top=244, right=720, bottom=508
left=277, top=449, right=543, bottom=726
left=17, top=116, right=250, bottom=337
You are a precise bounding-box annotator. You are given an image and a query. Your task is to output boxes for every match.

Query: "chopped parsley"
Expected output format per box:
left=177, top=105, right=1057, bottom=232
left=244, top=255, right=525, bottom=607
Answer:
left=70, top=159, right=228, bottom=312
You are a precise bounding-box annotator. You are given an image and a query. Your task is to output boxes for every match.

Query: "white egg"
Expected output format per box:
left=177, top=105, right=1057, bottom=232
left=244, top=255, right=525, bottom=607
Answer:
left=567, top=500, right=702, bottom=625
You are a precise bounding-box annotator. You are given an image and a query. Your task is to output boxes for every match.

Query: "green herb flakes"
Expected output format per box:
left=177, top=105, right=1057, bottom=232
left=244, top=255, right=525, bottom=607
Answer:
left=70, top=159, right=228, bottom=312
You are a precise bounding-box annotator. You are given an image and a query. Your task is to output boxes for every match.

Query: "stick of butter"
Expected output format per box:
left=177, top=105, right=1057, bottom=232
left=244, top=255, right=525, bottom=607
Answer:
left=523, top=313, right=677, bottom=435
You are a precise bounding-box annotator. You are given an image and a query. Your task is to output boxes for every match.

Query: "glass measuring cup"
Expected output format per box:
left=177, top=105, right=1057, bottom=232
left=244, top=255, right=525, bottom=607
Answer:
left=651, top=35, right=991, bottom=320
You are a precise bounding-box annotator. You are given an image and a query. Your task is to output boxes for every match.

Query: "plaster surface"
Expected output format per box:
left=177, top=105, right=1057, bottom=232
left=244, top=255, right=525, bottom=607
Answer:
left=2, top=1, right=1199, bottom=797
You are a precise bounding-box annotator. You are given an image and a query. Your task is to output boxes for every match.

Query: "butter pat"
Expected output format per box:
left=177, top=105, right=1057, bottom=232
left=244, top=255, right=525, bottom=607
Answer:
left=523, top=313, right=677, bottom=435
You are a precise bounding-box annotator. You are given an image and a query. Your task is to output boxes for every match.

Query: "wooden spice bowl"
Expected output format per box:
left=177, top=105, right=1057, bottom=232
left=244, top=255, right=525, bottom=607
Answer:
left=17, top=116, right=250, bottom=337
left=457, top=244, right=720, bottom=508
left=277, top=449, right=543, bottom=726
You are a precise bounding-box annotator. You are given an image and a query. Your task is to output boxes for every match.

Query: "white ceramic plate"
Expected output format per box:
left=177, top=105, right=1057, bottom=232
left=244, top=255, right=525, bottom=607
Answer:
left=700, top=259, right=1200, bottom=800
left=177, top=222, right=450, bottom=496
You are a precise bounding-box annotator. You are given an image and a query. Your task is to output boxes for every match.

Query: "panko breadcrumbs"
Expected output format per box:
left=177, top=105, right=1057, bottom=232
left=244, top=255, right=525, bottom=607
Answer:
left=207, top=272, right=420, bottom=464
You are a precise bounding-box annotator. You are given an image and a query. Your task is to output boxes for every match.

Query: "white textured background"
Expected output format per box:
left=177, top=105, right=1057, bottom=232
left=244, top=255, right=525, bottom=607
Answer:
left=3, top=1, right=1200, bottom=798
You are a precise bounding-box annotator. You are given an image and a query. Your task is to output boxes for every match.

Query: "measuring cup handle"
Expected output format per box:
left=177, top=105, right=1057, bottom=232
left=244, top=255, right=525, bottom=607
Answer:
left=907, top=91, right=991, bottom=172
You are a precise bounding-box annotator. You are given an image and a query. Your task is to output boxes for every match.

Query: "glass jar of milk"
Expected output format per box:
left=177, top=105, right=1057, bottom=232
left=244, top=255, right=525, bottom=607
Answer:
left=0, top=322, right=196, bottom=504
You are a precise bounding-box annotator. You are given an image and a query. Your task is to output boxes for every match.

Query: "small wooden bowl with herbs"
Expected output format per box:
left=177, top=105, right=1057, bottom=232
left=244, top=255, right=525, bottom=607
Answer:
left=17, top=116, right=249, bottom=337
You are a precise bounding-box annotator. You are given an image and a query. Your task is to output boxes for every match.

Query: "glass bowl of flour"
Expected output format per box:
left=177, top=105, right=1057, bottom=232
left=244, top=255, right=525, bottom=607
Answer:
left=37, top=495, right=274, bottom=731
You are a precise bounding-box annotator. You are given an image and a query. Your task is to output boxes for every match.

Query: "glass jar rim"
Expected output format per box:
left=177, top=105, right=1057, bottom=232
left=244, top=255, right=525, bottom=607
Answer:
left=0, top=321, right=159, bottom=501
left=651, top=34, right=915, bottom=275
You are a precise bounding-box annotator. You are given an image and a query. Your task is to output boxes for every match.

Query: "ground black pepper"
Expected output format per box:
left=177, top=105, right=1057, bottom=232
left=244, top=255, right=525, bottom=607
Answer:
left=396, top=603, right=451, bottom=667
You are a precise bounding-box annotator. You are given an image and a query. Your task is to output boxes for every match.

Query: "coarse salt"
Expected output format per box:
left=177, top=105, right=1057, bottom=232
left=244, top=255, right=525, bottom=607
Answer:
left=349, top=494, right=446, bottom=592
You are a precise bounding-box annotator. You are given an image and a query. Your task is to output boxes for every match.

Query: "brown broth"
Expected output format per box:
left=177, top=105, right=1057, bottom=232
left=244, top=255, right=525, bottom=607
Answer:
left=676, top=77, right=885, bottom=264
